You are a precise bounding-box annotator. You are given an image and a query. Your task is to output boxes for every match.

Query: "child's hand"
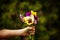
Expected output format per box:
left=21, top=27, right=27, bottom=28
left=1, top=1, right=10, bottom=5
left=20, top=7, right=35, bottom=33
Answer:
left=21, top=26, right=35, bottom=36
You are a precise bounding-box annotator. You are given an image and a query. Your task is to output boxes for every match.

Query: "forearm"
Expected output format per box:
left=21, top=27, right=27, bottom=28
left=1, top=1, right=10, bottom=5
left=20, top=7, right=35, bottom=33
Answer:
left=0, top=28, right=28, bottom=38
left=7, top=28, right=28, bottom=36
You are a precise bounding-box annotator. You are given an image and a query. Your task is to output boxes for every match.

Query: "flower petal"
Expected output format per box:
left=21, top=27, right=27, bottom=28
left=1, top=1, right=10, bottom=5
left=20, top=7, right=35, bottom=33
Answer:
left=25, top=12, right=31, bottom=16
left=20, top=14, right=23, bottom=19
left=31, top=10, right=37, bottom=16
left=34, top=16, right=38, bottom=24
left=34, top=16, right=38, bottom=20
left=20, top=14, right=24, bottom=22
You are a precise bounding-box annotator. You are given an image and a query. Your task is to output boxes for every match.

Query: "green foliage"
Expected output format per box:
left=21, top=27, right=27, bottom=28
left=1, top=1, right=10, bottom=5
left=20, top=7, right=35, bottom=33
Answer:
left=0, top=0, right=59, bottom=40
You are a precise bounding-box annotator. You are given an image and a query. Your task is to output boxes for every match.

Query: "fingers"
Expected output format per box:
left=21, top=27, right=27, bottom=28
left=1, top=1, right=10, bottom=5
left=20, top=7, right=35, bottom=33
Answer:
left=27, top=26, right=35, bottom=35
left=21, top=29, right=35, bottom=36
left=29, top=30, right=35, bottom=35
left=22, top=26, right=35, bottom=36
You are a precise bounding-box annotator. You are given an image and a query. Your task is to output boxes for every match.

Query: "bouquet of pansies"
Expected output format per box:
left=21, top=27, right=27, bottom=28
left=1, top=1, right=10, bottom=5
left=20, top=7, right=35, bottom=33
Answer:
left=20, top=10, right=38, bottom=40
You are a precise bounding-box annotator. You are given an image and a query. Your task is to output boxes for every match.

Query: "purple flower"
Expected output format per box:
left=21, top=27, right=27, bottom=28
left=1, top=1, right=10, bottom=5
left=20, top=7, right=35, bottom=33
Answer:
left=34, top=16, right=38, bottom=24
left=25, top=12, right=31, bottom=16
left=34, top=16, right=38, bottom=20
left=20, top=14, right=24, bottom=22
left=20, top=14, right=23, bottom=19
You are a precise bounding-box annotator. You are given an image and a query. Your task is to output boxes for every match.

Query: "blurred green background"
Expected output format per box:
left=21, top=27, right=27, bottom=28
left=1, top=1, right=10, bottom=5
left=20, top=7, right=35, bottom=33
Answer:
left=0, top=0, right=60, bottom=40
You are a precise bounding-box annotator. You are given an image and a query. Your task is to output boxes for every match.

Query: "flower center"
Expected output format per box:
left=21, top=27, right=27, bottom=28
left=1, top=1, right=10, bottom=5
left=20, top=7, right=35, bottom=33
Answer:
left=28, top=19, right=32, bottom=23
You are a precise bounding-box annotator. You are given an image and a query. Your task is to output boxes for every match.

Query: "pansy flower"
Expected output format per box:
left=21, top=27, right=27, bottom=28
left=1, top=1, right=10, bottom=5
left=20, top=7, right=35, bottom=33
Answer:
left=23, top=15, right=34, bottom=25
left=20, top=10, right=38, bottom=25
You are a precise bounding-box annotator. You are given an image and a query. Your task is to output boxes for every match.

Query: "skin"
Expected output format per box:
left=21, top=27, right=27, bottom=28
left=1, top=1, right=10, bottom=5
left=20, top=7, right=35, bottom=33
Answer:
left=0, top=27, right=35, bottom=38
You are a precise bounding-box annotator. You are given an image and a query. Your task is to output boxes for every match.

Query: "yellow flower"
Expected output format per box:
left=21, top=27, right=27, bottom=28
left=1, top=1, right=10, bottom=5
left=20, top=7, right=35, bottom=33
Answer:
left=23, top=15, right=34, bottom=25
left=31, top=10, right=37, bottom=16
